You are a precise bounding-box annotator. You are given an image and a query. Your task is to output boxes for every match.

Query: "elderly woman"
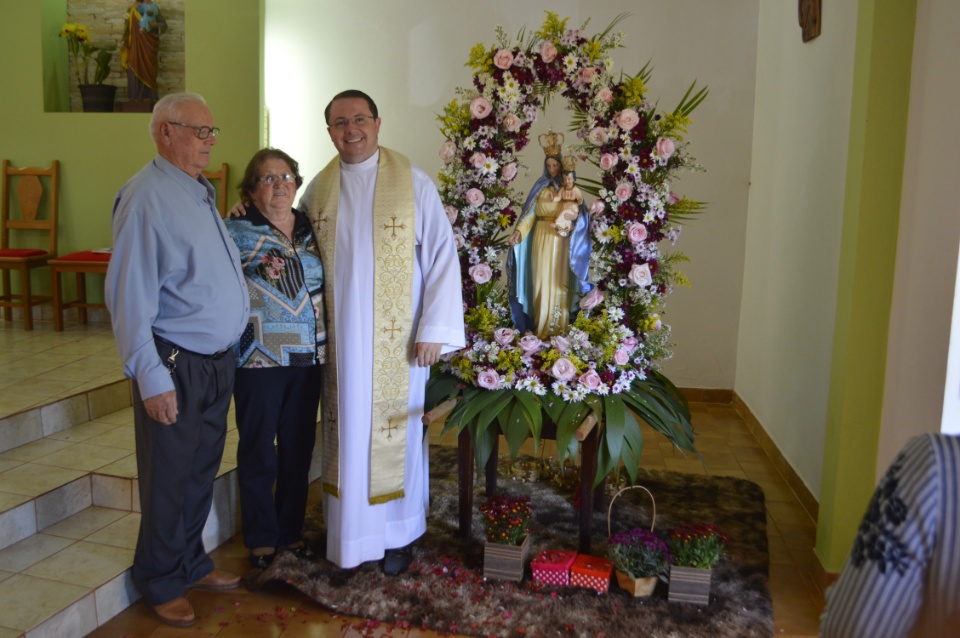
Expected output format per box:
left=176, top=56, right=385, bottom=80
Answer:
left=225, top=148, right=326, bottom=568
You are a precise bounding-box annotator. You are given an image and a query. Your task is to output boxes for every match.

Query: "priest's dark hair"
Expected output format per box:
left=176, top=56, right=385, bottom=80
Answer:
left=238, top=147, right=304, bottom=204
left=324, top=90, right=379, bottom=124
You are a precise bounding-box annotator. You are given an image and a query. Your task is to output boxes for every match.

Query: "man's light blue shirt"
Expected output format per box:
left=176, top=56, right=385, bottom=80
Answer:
left=105, top=155, right=249, bottom=400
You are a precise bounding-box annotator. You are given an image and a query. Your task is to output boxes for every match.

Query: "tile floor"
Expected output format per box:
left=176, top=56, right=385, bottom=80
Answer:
left=0, top=317, right=826, bottom=637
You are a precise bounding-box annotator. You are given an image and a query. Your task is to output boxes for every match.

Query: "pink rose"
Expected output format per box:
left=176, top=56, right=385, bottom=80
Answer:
left=628, top=263, right=653, bottom=287
left=551, top=335, right=571, bottom=354
left=614, top=182, right=633, bottom=202
left=493, top=328, right=516, bottom=346
left=599, top=153, right=617, bottom=171
left=470, top=96, right=493, bottom=119
left=477, top=369, right=501, bottom=390
left=502, top=162, right=518, bottom=183
left=550, top=358, right=577, bottom=382
left=540, top=41, right=558, bottom=63
left=453, top=233, right=464, bottom=249
left=519, top=335, right=543, bottom=354
left=502, top=113, right=521, bottom=133
left=493, top=48, right=514, bottom=70
left=616, top=109, right=640, bottom=131
left=579, top=67, right=598, bottom=83
left=626, top=222, right=648, bottom=244
left=597, top=87, right=613, bottom=103
left=578, top=369, right=602, bottom=391
left=613, top=349, right=630, bottom=366
left=465, top=188, right=485, bottom=207
left=621, top=336, right=638, bottom=352
left=445, top=205, right=458, bottom=224
left=589, top=199, right=605, bottom=215
left=439, top=140, right=456, bottom=164
left=669, top=191, right=681, bottom=205
left=588, top=127, right=609, bottom=145
left=656, top=137, right=676, bottom=159
left=469, top=263, right=493, bottom=284
left=470, top=152, right=487, bottom=169
left=578, top=288, right=604, bottom=310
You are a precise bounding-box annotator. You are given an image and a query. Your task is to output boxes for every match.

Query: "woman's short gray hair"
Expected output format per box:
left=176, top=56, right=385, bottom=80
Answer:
left=149, top=93, right=207, bottom=140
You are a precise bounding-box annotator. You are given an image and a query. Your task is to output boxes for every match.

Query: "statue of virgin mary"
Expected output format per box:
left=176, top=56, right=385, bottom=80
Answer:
left=507, top=131, right=592, bottom=337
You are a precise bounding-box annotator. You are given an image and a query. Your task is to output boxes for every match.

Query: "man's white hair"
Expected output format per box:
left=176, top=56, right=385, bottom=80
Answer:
left=149, top=93, right=207, bottom=140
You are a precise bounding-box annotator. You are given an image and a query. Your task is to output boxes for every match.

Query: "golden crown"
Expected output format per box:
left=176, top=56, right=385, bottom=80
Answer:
left=538, top=129, right=564, bottom=156
left=562, top=154, right=577, bottom=172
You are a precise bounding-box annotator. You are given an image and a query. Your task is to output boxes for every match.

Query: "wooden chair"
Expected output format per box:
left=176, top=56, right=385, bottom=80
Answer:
left=49, top=162, right=230, bottom=331
left=1, top=160, right=59, bottom=331
left=203, top=163, right=230, bottom=217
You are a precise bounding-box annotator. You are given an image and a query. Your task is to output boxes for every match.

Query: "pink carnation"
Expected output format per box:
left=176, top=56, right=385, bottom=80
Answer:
left=656, top=137, right=676, bottom=159
left=470, top=96, right=493, bottom=119
left=502, top=162, right=518, bottom=183
left=597, top=87, right=613, bottom=103
left=477, top=369, right=501, bottom=390
left=578, top=288, right=604, bottom=310
left=540, top=41, right=558, bottom=63
left=599, top=153, right=618, bottom=171
left=519, top=335, right=543, bottom=354
left=621, top=336, right=639, bottom=352
left=578, top=369, right=602, bottom=391
left=626, top=222, right=648, bottom=244
left=470, top=152, right=487, bottom=169
left=613, top=349, right=630, bottom=366
left=588, top=127, right=609, bottom=145
left=493, top=48, right=514, bottom=70
left=550, top=358, right=577, bottom=382
left=628, top=263, right=653, bottom=287
left=502, top=113, right=522, bottom=133
left=615, top=182, right=633, bottom=202
left=465, top=188, right=485, bottom=207
left=469, top=263, right=493, bottom=284
left=493, top=328, right=517, bottom=346
left=616, top=109, right=640, bottom=131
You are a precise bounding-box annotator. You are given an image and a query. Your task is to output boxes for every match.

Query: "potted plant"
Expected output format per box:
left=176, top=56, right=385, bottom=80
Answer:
left=666, top=523, right=729, bottom=605
left=480, top=494, right=532, bottom=582
left=607, top=527, right=671, bottom=597
left=59, top=22, right=118, bottom=112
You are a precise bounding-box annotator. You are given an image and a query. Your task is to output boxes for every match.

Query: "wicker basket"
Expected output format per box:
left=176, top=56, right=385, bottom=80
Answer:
left=607, top=485, right=659, bottom=597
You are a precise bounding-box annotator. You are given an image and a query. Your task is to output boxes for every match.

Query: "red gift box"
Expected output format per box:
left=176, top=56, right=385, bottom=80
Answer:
left=570, top=554, right=613, bottom=593
left=531, top=549, right=577, bottom=586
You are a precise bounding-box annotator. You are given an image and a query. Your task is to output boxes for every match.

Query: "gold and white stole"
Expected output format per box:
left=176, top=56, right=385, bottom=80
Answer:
left=310, top=147, right=415, bottom=504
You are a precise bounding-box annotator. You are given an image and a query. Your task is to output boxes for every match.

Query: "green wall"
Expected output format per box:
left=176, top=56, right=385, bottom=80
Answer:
left=1, top=0, right=265, bottom=303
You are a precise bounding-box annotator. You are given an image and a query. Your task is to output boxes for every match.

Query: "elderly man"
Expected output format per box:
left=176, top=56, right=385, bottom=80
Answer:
left=105, top=92, right=249, bottom=627
left=303, top=89, right=465, bottom=576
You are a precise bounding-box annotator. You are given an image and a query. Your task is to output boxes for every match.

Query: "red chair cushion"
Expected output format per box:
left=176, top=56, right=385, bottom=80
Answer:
left=56, top=251, right=112, bottom=262
left=0, top=248, right=48, bottom=258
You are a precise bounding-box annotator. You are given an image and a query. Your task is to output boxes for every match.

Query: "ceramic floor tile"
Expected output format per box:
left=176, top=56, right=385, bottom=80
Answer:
left=31, top=443, right=132, bottom=472
left=82, top=426, right=135, bottom=450
left=0, top=438, right=73, bottom=463
left=0, top=533, right=75, bottom=573
left=0, top=491, right=31, bottom=512
left=0, top=574, right=90, bottom=632
left=46, top=420, right=118, bottom=444
left=85, top=512, right=140, bottom=550
left=23, top=540, right=133, bottom=588
left=41, top=506, right=128, bottom=541
left=90, top=406, right=135, bottom=426
left=0, top=458, right=22, bottom=474
left=95, top=454, right=139, bottom=478
left=0, top=570, right=12, bottom=584
left=0, top=463, right=86, bottom=497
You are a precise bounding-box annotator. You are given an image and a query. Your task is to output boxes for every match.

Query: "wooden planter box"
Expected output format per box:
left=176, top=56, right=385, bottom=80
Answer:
left=668, top=566, right=712, bottom=605
left=483, top=534, right=530, bottom=582
left=615, top=571, right=658, bottom=597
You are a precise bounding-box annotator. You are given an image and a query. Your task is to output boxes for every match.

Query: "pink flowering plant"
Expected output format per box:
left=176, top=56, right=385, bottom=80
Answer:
left=479, top=494, right=533, bottom=546
left=428, top=13, right=706, bottom=485
left=608, top=528, right=672, bottom=581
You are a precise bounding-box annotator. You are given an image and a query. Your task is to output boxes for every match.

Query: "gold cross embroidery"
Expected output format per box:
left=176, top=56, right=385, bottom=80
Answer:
left=381, top=417, right=402, bottom=439
left=383, top=319, right=402, bottom=339
left=383, top=216, right=407, bottom=238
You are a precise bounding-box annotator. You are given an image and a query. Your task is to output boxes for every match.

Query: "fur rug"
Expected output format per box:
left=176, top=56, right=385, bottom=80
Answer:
left=248, top=446, right=774, bottom=638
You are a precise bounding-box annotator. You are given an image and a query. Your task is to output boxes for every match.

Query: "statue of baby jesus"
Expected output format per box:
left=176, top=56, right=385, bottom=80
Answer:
left=552, top=169, right=583, bottom=237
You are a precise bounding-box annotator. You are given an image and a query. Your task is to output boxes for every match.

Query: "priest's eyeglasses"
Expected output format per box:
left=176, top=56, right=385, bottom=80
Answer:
left=330, top=115, right=376, bottom=130
left=258, top=173, right=296, bottom=185
left=167, top=121, right=221, bottom=139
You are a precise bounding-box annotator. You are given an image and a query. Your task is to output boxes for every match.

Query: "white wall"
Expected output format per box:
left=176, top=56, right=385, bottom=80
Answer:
left=879, top=0, right=960, bottom=470
left=264, top=0, right=760, bottom=390
left=735, top=1, right=860, bottom=499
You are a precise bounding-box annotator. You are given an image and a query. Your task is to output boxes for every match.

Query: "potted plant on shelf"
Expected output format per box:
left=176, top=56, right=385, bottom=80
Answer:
left=59, top=22, right=118, bottom=112
left=666, top=523, right=729, bottom=605
left=480, top=493, right=532, bottom=582
left=608, top=527, right=671, bottom=597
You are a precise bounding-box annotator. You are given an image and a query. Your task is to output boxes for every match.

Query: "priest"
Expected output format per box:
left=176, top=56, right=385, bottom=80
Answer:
left=303, top=89, right=465, bottom=576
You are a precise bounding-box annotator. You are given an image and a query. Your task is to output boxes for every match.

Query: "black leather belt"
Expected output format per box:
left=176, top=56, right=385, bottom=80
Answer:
left=154, top=335, right=231, bottom=360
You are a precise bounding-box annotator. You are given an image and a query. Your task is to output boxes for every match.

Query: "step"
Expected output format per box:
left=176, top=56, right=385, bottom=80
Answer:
left=0, top=384, right=243, bottom=637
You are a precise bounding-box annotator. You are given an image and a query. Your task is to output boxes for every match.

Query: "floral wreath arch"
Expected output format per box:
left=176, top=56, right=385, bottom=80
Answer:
left=428, top=13, right=708, bottom=485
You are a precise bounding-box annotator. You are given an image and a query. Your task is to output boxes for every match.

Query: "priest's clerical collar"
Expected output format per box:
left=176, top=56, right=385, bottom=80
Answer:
left=341, top=148, right=380, bottom=172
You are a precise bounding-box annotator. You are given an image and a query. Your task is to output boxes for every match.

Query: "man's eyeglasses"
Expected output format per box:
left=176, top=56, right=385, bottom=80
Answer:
left=258, top=173, right=296, bottom=185
left=329, top=115, right=376, bottom=130
left=168, top=121, right=220, bottom=139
